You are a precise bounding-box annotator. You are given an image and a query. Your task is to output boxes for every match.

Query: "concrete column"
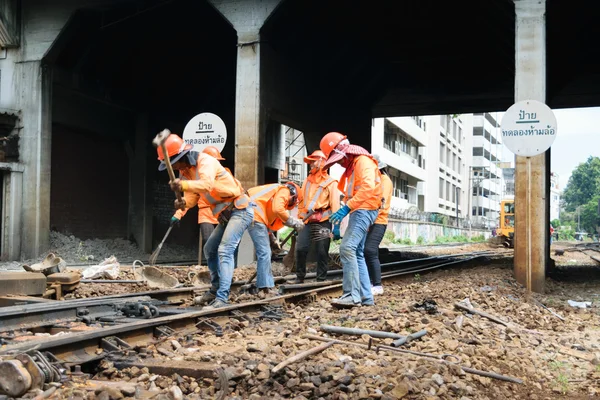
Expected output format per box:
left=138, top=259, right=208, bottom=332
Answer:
left=513, top=0, right=547, bottom=292
left=208, top=0, right=282, bottom=190
left=17, top=61, right=52, bottom=259
left=127, top=114, right=153, bottom=253
left=0, top=165, right=23, bottom=260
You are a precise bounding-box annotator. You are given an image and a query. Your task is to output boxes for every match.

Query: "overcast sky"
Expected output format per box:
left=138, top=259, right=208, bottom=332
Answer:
left=500, top=106, right=600, bottom=190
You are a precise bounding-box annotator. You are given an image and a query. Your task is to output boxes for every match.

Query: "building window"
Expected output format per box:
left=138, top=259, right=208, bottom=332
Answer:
left=453, top=153, right=457, bottom=172
left=473, top=147, right=484, bottom=157
left=384, top=120, right=419, bottom=159
left=446, top=181, right=451, bottom=201
left=446, top=148, right=451, bottom=167
left=458, top=157, right=462, bottom=174
left=439, top=178, right=444, bottom=199
left=440, top=144, right=445, bottom=164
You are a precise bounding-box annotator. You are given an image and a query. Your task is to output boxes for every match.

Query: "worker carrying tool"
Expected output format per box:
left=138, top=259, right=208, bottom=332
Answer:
left=156, top=134, right=251, bottom=309
left=293, top=150, right=340, bottom=284
left=364, top=155, right=393, bottom=296
left=320, top=132, right=382, bottom=308
left=239, top=181, right=304, bottom=300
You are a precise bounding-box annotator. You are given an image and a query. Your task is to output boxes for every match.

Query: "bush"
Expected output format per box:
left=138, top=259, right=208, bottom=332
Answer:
left=402, top=238, right=412, bottom=245
left=471, top=234, right=486, bottom=242
left=416, top=236, right=426, bottom=245
left=384, top=231, right=396, bottom=242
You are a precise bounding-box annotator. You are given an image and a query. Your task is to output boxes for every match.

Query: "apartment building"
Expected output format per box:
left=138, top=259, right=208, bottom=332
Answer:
left=370, top=118, right=427, bottom=211
left=471, top=113, right=504, bottom=228
left=550, top=172, right=560, bottom=221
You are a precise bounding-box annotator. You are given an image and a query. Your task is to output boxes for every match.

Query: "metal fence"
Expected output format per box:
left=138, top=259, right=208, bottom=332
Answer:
left=388, top=206, right=476, bottom=229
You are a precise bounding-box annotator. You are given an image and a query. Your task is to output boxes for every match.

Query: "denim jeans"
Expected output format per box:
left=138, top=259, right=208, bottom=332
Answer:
left=364, top=223, right=386, bottom=286
left=340, top=209, right=378, bottom=304
left=203, top=207, right=254, bottom=302
left=247, top=221, right=274, bottom=289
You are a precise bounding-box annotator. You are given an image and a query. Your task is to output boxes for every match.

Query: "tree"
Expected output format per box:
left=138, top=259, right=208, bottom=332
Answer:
left=563, top=156, right=600, bottom=211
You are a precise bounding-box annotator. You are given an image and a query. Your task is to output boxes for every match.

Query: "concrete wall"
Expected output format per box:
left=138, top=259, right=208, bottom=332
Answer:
left=386, top=218, right=490, bottom=244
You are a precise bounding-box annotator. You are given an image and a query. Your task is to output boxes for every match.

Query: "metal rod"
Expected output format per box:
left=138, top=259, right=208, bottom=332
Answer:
left=81, top=280, right=145, bottom=284
left=272, top=341, right=335, bottom=374
left=320, top=324, right=404, bottom=339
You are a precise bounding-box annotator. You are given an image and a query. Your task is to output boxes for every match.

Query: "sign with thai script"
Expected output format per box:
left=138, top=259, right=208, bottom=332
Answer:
left=501, top=100, right=557, bottom=157
left=182, top=113, right=227, bottom=152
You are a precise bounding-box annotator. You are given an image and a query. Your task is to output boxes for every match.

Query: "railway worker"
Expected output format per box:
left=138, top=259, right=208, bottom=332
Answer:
left=158, top=135, right=252, bottom=309
left=364, top=155, right=393, bottom=295
left=171, top=197, right=217, bottom=265
left=240, top=181, right=305, bottom=300
left=293, top=150, right=340, bottom=284
left=320, top=132, right=382, bottom=308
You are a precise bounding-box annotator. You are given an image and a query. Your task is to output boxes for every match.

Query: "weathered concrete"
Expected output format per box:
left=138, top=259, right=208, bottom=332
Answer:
left=387, top=219, right=490, bottom=244
left=513, top=0, right=547, bottom=293
left=0, top=272, right=46, bottom=296
left=208, top=0, right=282, bottom=190
left=0, top=163, right=23, bottom=260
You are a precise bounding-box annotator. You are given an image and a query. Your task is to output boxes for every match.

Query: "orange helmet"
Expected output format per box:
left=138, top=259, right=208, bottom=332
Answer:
left=320, top=132, right=347, bottom=157
left=303, top=150, right=326, bottom=164
left=202, top=146, right=225, bottom=160
left=157, top=134, right=193, bottom=171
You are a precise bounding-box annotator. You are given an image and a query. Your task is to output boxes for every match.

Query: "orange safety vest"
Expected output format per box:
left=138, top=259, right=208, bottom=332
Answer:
left=375, top=174, right=393, bottom=225
left=244, top=184, right=293, bottom=231
left=181, top=153, right=249, bottom=217
left=298, top=174, right=337, bottom=220
left=339, top=155, right=382, bottom=211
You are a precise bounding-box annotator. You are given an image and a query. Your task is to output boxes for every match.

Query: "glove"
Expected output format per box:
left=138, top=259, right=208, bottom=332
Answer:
left=174, top=199, right=186, bottom=210
left=330, top=205, right=350, bottom=225
left=285, top=216, right=305, bottom=232
left=332, top=224, right=341, bottom=240
left=170, top=216, right=180, bottom=227
left=170, top=178, right=183, bottom=193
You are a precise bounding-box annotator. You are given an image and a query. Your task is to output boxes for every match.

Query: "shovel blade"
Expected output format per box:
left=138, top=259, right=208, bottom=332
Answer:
left=283, top=236, right=297, bottom=271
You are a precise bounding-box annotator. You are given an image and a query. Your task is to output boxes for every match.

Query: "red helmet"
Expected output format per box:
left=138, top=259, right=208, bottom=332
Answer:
left=320, top=132, right=347, bottom=157
left=156, top=134, right=192, bottom=161
left=303, top=150, right=326, bottom=164
left=202, top=146, right=225, bottom=160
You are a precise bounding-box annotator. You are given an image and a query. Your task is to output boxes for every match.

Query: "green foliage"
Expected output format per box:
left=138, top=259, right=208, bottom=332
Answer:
left=551, top=219, right=561, bottom=228
left=416, top=236, right=426, bottom=245
left=414, top=273, right=421, bottom=282
left=384, top=230, right=396, bottom=242
left=401, top=238, right=412, bottom=245
left=563, top=156, right=600, bottom=211
left=471, top=234, right=486, bottom=242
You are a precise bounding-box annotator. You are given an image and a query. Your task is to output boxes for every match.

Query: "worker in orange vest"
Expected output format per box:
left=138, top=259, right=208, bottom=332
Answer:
left=364, top=155, right=393, bottom=295
left=159, top=136, right=252, bottom=309
left=320, top=132, right=382, bottom=308
left=172, top=197, right=217, bottom=264
left=293, top=150, right=340, bottom=283
left=245, top=182, right=304, bottom=298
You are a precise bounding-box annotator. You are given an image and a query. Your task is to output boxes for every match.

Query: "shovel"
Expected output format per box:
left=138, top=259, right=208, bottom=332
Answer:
left=149, top=225, right=173, bottom=265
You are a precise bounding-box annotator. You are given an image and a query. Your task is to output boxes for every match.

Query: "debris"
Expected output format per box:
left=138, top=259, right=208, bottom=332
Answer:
left=567, top=300, right=592, bottom=309
left=82, top=256, right=120, bottom=280
left=533, top=298, right=565, bottom=321
left=134, top=266, right=179, bottom=289
left=559, top=347, right=596, bottom=362
left=272, top=341, right=336, bottom=374
left=22, top=253, right=66, bottom=276
left=454, top=301, right=509, bottom=326
left=413, top=299, right=438, bottom=314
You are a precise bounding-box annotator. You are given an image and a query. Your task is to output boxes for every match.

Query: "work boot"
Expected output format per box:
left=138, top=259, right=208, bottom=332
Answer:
left=331, top=294, right=361, bottom=309
left=194, top=291, right=216, bottom=306
left=292, top=278, right=304, bottom=284
left=202, top=298, right=228, bottom=311
left=258, top=288, right=279, bottom=299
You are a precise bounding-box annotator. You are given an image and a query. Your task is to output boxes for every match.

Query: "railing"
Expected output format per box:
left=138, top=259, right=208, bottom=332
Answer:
left=388, top=207, right=471, bottom=229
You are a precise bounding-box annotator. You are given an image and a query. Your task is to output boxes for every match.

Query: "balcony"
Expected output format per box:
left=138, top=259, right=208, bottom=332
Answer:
left=386, top=117, right=427, bottom=146
left=381, top=149, right=427, bottom=182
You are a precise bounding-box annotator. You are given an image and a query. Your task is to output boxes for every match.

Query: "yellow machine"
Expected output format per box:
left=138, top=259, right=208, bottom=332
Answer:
left=497, top=199, right=515, bottom=248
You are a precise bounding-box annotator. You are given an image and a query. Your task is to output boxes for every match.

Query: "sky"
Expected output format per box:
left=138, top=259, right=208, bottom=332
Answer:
left=501, top=107, right=600, bottom=190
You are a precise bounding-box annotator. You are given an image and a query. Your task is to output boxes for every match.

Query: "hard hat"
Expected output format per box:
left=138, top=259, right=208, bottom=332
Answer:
left=284, top=181, right=301, bottom=207
left=372, top=154, right=388, bottom=170
left=157, top=134, right=193, bottom=171
left=202, top=146, right=225, bottom=161
left=303, top=150, right=326, bottom=164
left=319, top=132, right=347, bottom=158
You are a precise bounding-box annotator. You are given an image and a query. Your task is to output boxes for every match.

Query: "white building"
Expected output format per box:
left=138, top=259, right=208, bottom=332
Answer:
left=550, top=172, right=560, bottom=221
left=471, top=113, right=505, bottom=228
left=371, top=117, right=427, bottom=212
left=370, top=115, right=472, bottom=220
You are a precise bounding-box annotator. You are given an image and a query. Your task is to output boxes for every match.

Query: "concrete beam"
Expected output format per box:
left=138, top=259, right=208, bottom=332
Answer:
left=513, top=0, right=547, bottom=293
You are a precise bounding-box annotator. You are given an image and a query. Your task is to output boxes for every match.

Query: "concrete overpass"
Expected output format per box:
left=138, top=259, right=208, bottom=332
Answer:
left=1, top=0, right=599, bottom=291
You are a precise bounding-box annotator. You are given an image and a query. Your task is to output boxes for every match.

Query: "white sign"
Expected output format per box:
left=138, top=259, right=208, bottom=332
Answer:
left=501, top=100, right=557, bottom=157
left=182, top=112, right=227, bottom=152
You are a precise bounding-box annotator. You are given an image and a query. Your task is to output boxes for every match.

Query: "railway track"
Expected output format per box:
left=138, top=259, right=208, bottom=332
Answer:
left=0, top=250, right=498, bottom=361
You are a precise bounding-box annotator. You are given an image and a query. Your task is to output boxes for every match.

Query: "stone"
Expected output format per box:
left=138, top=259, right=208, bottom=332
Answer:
left=390, top=382, right=409, bottom=398
left=257, top=363, right=270, bottom=372
left=168, top=386, right=183, bottom=400
left=138, top=373, right=150, bottom=382
left=95, top=387, right=123, bottom=400
left=431, top=373, right=444, bottom=386
left=286, top=378, right=300, bottom=388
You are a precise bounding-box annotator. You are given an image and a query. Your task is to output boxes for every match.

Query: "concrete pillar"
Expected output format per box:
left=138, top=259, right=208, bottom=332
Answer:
left=17, top=61, right=52, bottom=259
left=127, top=114, right=153, bottom=253
left=208, top=0, right=282, bottom=266
left=208, top=0, right=282, bottom=190
left=513, top=0, right=547, bottom=292
left=0, top=165, right=23, bottom=260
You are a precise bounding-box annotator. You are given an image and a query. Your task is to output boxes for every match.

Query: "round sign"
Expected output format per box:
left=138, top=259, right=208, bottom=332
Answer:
left=501, top=100, right=557, bottom=157
left=182, top=112, right=227, bottom=153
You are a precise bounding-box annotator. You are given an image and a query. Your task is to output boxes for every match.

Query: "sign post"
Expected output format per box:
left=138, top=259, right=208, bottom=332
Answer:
left=501, top=100, right=557, bottom=292
left=182, top=112, right=227, bottom=153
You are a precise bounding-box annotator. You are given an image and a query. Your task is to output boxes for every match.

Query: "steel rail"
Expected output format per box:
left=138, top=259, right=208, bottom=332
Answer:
left=0, top=255, right=482, bottom=359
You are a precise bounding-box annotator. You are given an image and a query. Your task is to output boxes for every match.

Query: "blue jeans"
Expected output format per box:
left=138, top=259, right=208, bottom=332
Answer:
left=340, top=209, right=378, bottom=304
left=204, top=207, right=254, bottom=302
left=247, top=221, right=274, bottom=289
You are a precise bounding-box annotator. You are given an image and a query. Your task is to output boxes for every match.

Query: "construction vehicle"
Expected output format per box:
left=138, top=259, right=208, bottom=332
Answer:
left=496, top=198, right=515, bottom=248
